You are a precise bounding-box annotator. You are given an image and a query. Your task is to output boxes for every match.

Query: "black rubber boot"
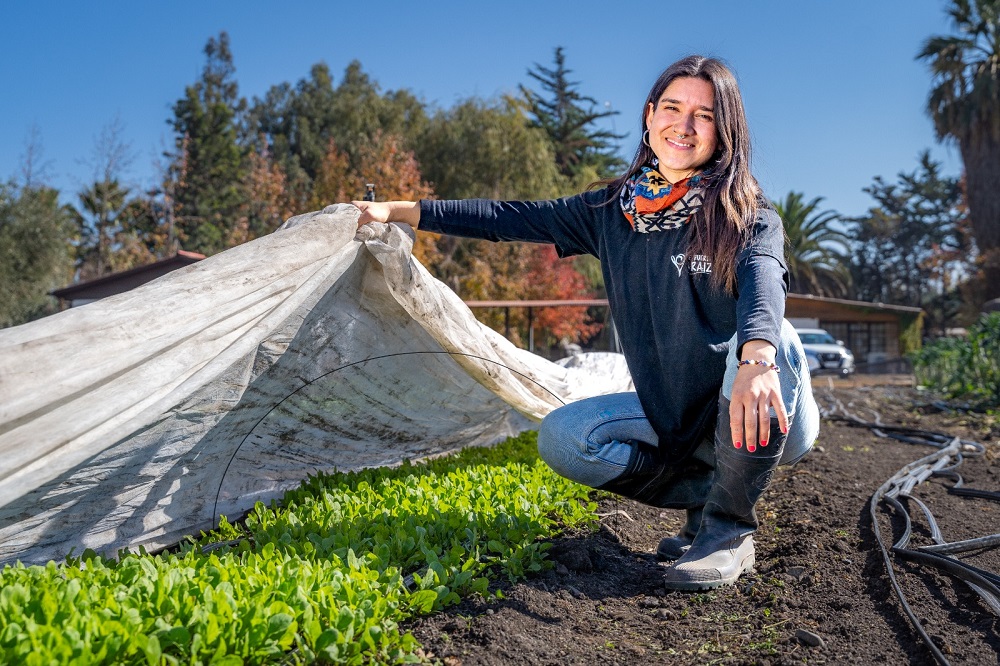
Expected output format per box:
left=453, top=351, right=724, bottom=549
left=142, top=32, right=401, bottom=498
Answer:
left=663, top=398, right=786, bottom=590
left=596, top=440, right=714, bottom=510
left=655, top=507, right=702, bottom=561
left=654, top=436, right=717, bottom=560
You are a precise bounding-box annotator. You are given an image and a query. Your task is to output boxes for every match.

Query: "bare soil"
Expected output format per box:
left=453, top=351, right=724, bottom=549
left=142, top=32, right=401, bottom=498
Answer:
left=406, top=386, right=1000, bottom=665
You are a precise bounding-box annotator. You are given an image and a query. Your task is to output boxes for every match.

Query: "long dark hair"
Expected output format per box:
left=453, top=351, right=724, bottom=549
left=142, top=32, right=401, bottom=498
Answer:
left=603, top=55, right=763, bottom=293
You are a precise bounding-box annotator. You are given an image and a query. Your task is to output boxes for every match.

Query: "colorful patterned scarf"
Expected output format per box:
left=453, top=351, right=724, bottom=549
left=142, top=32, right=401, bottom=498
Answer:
left=619, top=166, right=712, bottom=233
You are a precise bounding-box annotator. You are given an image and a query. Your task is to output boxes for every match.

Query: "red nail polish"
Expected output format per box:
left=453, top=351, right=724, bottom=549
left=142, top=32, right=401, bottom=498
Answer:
left=747, top=444, right=756, bottom=452
left=782, top=426, right=788, bottom=434
left=734, top=441, right=742, bottom=449
left=761, top=439, right=768, bottom=447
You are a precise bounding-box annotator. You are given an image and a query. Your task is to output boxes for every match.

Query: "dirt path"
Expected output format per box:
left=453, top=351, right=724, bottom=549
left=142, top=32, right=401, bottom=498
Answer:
left=407, top=387, right=1000, bottom=665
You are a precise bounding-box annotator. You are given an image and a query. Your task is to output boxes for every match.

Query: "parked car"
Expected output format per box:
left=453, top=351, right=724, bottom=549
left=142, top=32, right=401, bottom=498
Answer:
left=795, top=328, right=855, bottom=376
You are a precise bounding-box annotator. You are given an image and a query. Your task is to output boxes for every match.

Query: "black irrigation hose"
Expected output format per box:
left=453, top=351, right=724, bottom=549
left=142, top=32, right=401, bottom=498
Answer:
left=947, top=486, right=1000, bottom=502
left=920, top=534, right=1000, bottom=555
left=868, top=440, right=959, bottom=666
left=822, top=393, right=998, bottom=666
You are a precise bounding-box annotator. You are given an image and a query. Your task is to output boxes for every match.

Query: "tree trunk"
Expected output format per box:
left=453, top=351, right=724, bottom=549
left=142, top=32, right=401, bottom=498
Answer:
left=979, top=247, right=1000, bottom=306
left=960, top=133, right=1000, bottom=299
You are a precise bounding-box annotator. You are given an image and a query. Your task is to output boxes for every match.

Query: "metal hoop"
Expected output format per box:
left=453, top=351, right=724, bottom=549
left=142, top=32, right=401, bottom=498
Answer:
left=642, top=129, right=651, bottom=148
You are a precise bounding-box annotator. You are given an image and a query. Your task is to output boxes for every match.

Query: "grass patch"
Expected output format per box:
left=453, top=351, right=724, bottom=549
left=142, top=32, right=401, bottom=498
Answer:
left=0, top=431, right=596, bottom=664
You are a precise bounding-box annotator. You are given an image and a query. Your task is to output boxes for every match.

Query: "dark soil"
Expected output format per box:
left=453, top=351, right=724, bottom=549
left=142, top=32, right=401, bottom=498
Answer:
left=406, top=387, right=1000, bottom=665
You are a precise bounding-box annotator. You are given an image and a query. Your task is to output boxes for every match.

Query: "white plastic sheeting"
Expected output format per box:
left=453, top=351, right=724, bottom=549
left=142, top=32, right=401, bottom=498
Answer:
left=0, top=204, right=633, bottom=565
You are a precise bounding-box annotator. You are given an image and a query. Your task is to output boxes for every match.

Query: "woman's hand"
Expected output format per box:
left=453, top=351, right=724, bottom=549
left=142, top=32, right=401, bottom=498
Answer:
left=351, top=200, right=420, bottom=229
left=729, top=339, right=788, bottom=453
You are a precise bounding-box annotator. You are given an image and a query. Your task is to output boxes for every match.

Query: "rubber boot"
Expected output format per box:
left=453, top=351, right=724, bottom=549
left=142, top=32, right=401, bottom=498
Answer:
left=596, top=440, right=714, bottom=510
left=663, top=398, right=786, bottom=591
left=655, top=507, right=702, bottom=561
left=654, top=437, right=716, bottom=560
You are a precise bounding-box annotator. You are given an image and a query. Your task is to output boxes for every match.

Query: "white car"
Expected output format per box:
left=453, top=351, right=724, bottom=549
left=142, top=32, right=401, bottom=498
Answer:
left=796, top=328, right=855, bottom=376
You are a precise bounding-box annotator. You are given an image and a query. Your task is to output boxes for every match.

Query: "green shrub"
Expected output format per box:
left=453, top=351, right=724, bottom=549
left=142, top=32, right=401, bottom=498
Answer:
left=0, top=431, right=596, bottom=664
left=911, top=312, right=1000, bottom=406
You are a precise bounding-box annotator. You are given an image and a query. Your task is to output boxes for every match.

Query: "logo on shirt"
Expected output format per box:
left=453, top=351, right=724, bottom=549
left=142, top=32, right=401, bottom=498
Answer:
left=671, top=253, right=713, bottom=276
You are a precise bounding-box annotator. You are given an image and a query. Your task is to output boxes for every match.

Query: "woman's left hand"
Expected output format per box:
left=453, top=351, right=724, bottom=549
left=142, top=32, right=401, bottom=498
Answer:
left=729, top=339, right=788, bottom=453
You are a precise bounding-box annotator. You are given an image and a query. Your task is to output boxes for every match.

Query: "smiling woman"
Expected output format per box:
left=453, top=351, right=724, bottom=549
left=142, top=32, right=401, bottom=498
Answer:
left=352, top=54, right=821, bottom=592
left=644, top=77, right=719, bottom=182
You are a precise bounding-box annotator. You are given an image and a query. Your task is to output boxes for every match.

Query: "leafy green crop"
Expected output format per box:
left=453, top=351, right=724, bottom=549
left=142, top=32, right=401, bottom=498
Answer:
left=911, top=312, right=1000, bottom=407
left=0, top=431, right=596, bottom=664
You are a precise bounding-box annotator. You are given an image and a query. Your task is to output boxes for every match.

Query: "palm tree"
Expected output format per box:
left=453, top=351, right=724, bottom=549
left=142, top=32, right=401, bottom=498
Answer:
left=773, top=192, right=851, bottom=297
left=918, top=0, right=1000, bottom=299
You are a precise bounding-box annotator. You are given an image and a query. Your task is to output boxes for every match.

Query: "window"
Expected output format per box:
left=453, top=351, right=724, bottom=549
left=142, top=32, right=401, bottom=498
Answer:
left=823, top=322, right=848, bottom=346
left=848, top=326, right=867, bottom=359
left=818, top=321, right=891, bottom=363
left=868, top=323, right=887, bottom=354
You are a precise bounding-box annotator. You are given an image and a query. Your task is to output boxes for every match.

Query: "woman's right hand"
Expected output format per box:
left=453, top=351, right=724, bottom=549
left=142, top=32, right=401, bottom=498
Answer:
left=351, top=200, right=420, bottom=229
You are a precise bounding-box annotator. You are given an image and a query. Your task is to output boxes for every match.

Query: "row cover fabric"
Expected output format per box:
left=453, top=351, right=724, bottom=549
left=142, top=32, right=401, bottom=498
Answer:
left=0, top=204, right=633, bottom=565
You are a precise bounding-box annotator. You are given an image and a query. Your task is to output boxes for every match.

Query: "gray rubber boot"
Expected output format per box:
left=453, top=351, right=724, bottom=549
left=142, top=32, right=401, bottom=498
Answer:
left=663, top=398, right=785, bottom=591
left=655, top=507, right=701, bottom=561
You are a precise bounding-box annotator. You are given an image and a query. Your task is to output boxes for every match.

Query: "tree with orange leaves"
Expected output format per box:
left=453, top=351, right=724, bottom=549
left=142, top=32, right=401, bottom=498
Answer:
left=524, top=244, right=602, bottom=345
left=311, top=133, right=442, bottom=265
left=228, top=143, right=296, bottom=247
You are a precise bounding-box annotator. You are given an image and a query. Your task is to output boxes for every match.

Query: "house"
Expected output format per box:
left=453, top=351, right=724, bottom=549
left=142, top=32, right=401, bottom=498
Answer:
left=786, top=293, right=923, bottom=368
left=51, top=251, right=205, bottom=309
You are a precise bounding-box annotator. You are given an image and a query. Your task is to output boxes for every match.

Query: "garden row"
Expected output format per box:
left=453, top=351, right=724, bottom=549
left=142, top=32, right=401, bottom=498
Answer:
left=0, top=432, right=596, bottom=664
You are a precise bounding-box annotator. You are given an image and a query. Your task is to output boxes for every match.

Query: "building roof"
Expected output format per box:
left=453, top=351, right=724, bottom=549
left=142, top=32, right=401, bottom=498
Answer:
left=51, top=251, right=205, bottom=301
left=786, top=293, right=923, bottom=314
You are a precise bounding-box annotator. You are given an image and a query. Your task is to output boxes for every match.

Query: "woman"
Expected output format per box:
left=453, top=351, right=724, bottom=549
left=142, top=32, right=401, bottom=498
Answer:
left=354, top=55, right=820, bottom=591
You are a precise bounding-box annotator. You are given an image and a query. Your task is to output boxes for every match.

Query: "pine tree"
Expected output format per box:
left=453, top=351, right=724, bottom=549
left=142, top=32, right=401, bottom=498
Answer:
left=168, top=32, right=248, bottom=255
left=519, top=47, right=625, bottom=182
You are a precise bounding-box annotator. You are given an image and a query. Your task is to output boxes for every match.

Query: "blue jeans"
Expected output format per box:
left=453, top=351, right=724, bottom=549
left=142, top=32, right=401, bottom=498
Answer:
left=537, top=320, right=820, bottom=487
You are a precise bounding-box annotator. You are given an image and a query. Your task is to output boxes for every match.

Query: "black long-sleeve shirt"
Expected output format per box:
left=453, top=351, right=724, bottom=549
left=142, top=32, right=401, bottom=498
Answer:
left=419, top=187, right=787, bottom=461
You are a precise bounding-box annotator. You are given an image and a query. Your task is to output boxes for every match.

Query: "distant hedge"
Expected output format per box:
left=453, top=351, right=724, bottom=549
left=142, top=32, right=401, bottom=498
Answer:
left=911, top=312, right=1000, bottom=407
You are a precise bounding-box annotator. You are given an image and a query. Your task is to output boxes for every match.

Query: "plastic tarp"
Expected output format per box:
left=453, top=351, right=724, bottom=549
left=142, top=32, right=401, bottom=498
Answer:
left=0, top=204, right=633, bottom=565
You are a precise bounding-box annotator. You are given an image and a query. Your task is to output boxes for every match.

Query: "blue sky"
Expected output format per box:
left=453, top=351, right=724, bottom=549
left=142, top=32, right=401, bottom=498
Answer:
left=1, top=0, right=960, bottom=220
